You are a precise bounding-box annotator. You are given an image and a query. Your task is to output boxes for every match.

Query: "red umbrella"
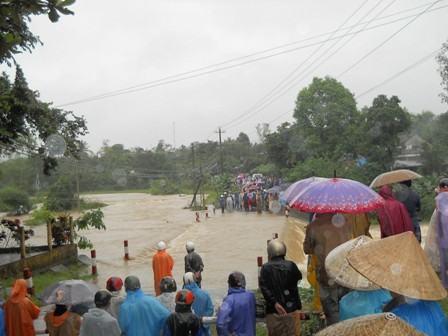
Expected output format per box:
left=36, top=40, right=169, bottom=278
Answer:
left=289, top=178, right=384, bottom=214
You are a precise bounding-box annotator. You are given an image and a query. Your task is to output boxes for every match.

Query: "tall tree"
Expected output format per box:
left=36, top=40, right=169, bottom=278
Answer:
left=0, top=0, right=76, bottom=65
left=0, top=67, right=88, bottom=174
left=293, top=76, right=360, bottom=159
left=360, top=95, right=411, bottom=170
left=438, top=40, right=448, bottom=104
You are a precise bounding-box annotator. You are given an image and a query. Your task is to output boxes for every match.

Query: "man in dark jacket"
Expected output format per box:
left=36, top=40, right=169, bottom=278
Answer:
left=216, top=272, right=256, bottom=336
left=260, top=240, right=302, bottom=336
left=184, top=241, right=204, bottom=287
left=163, top=289, right=202, bottom=336
left=395, top=180, right=422, bottom=242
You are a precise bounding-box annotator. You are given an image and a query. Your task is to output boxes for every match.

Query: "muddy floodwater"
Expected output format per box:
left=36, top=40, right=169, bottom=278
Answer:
left=76, top=193, right=307, bottom=301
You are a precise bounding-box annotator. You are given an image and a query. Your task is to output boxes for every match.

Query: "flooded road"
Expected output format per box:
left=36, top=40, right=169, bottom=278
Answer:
left=80, top=193, right=307, bottom=300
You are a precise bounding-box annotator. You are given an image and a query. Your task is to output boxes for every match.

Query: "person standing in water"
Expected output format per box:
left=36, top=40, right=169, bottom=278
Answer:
left=153, top=241, right=174, bottom=296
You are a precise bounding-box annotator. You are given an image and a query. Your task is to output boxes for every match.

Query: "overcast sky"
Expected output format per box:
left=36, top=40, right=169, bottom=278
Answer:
left=3, top=0, right=448, bottom=151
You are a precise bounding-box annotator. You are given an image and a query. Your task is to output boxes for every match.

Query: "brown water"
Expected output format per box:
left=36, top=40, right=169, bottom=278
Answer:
left=77, top=193, right=308, bottom=300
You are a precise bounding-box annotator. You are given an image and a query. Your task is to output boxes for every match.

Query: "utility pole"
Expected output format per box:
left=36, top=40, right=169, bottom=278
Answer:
left=172, top=122, right=176, bottom=149
left=191, top=144, right=196, bottom=208
left=215, top=127, right=225, bottom=175
left=75, top=161, right=81, bottom=210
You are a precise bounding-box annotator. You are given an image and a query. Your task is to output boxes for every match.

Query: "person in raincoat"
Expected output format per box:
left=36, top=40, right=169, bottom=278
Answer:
left=183, top=272, right=214, bottom=336
left=105, top=276, right=124, bottom=319
left=80, top=290, right=121, bottom=336
left=219, top=195, right=226, bottom=214
left=118, top=275, right=170, bottom=336
left=163, top=289, right=202, bottom=336
left=395, top=180, right=422, bottom=242
left=157, top=276, right=177, bottom=313
left=436, top=178, right=448, bottom=288
left=303, top=213, right=351, bottom=325
left=153, top=241, right=174, bottom=296
left=0, top=305, right=5, bottom=336
left=4, top=279, right=40, bottom=336
left=44, top=290, right=81, bottom=336
left=260, top=240, right=302, bottom=336
left=390, top=296, right=448, bottom=336
left=376, top=185, right=414, bottom=238
left=184, top=241, right=204, bottom=287
left=216, top=271, right=256, bottom=336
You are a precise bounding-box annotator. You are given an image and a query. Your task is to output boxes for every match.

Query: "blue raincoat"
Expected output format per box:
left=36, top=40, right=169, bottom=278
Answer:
left=339, top=289, right=392, bottom=321
left=0, top=307, right=5, bottom=336
left=216, top=287, right=256, bottom=336
left=118, top=289, right=170, bottom=336
left=184, top=283, right=214, bottom=336
left=393, top=300, right=448, bottom=336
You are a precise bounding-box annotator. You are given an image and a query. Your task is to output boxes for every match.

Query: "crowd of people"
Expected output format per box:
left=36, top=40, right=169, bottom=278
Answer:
left=301, top=178, right=448, bottom=335
left=1, top=177, right=448, bottom=335
left=0, top=236, right=305, bottom=336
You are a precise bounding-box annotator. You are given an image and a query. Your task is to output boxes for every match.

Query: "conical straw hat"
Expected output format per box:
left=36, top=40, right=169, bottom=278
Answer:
left=315, top=313, right=424, bottom=336
left=347, top=231, right=447, bottom=300
left=325, top=236, right=379, bottom=291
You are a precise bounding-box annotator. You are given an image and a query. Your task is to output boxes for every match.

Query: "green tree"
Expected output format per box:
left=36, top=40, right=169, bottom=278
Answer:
left=0, top=68, right=88, bottom=174
left=438, top=40, right=448, bottom=104
left=45, top=176, right=76, bottom=211
left=420, top=112, right=448, bottom=174
left=0, top=186, right=31, bottom=212
left=360, top=95, right=411, bottom=170
left=0, top=0, right=76, bottom=65
left=293, top=77, right=361, bottom=159
left=264, top=122, right=293, bottom=169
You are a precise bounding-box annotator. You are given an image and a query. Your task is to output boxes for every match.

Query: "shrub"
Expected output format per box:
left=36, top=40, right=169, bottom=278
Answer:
left=26, top=207, right=54, bottom=226
left=0, top=187, right=32, bottom=212
left=45, top=176, right=76, bottom=211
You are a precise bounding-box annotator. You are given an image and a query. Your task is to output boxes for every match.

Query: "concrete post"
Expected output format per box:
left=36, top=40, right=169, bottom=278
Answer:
left=47, top=221, right=53, bottom=252
left=91, top=249, right=97, bottom=275
left=69, top=216, right=74, bottom=244
left=124, top=240, right=129, bottom=260
left=19, top=225, right=26, bottom=259
left=23, top=267, right=34, bottom=295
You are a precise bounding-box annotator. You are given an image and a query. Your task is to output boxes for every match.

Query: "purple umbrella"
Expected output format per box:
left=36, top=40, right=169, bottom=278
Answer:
left=289, top=178, right=384, bottom=214
left=281, top=177, right=327, bottom=204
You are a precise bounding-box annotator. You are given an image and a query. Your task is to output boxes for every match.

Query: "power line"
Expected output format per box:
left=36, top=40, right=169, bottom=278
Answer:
left=220, top=0, right=371, bottom=129
left=224, top=0, right=391, bottom=131
left=355, top=48, right=441, bottom=98
left=242, top=46, right=441, bottom=139
left=224, top=0, right=444, bottom=133
left=337, top=0, right=443, bottom=78
left=56, top=2, right=448, bottom=108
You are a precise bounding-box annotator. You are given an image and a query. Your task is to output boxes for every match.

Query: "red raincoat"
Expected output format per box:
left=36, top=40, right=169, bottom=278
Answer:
left=376, top=185, right=414, bottom=238
left=4, top=279, right=40, bottom=336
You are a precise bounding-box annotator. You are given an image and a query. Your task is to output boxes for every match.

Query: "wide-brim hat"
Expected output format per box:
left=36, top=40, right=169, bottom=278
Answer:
left=315, top=313, right=424, bottom=336
left=347, top=231, right=447, bottom=300
left=325, top=236, right=378, bottom=291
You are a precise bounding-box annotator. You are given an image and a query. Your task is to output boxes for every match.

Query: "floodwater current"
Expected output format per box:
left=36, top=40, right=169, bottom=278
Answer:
left=79, top=193, right=308, bottom=301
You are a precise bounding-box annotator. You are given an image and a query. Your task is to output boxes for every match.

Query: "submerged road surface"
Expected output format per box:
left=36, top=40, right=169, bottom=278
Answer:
left=82, top=193, right=307, bottom=301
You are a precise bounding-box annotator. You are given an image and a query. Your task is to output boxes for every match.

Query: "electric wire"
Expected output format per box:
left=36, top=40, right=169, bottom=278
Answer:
left=56, top=2, right=448, bottom=108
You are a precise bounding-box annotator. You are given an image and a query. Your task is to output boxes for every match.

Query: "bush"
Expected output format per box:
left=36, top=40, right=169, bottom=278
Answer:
left=45, top=177, right=76, bottom=211
left=25, top=207, right=54, bottom=226
left=0, top=186, right=32, bottom=212
left=149, top=178, right=191, bottom=195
